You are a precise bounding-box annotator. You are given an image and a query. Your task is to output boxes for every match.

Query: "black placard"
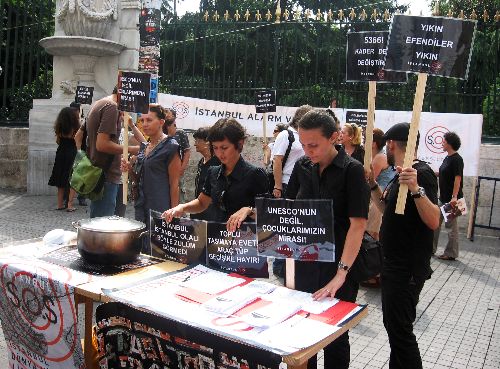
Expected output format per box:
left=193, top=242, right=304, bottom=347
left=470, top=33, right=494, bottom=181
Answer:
left=117, top=71, right=151, bottom=113
left=75, top=85, right=94, bottom=105
left=346, top=31, right=407, bottom=83
left=149, top=211, right=207, bottom=264
left=139, top=8, right=161, bottom=47
left=385, top=15, right=476, bottom=79
left=345, top=110, right=369, bottom=126
left=206, top=222, right=269, bottom=278
left=255, top=90, right=276, bottom=113
left=256, top=198, right=335, bottom=262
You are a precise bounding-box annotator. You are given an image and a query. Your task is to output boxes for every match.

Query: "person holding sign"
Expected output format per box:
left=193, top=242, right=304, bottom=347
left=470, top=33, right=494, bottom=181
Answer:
left=369, top=123, right=439, bottom=369
left=162, top=118, right=268, bottom=231
left=121, top=104, right=182, bottom=224
left=287, top=109, right=369, bottom=369
left=340, top=122, right=365, bottom=164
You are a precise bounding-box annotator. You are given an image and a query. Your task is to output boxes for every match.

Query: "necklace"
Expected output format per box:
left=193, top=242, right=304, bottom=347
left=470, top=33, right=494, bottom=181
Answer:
left=146, top=135, right=166, bottom=155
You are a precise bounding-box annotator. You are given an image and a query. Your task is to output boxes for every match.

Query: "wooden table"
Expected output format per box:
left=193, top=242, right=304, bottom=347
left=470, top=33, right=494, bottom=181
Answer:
left=0, top=240, right=367, bottom=369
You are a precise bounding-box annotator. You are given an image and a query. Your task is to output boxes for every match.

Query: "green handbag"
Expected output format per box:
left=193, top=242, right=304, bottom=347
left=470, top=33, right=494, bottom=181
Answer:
left=70, top=150, right=105, bottom=201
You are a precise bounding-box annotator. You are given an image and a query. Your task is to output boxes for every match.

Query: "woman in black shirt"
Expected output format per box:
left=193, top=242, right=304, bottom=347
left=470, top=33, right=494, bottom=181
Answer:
left=340, top=122, right=365, bottom=164
left=162, top=118, right=268, bottom=231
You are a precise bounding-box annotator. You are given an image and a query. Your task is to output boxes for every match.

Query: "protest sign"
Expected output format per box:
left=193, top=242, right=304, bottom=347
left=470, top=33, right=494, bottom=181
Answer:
left=206, top=222, right=269, bottom=278
left=74, top=85, right=93, bottom=105
left=150, top=74, right=158, bottom=103
left=346, top=31, right=407, bottom=82
left=384, top=15, right=477, bottom=79
left=256, top=198, right=335, bottom=262
left=255, top=90, right=276, bottom=113
left=346, top=110, right=368, bottom=126
left=149, top=211, right=207, bottom=264
left=117, top=70, right=151, bottom=114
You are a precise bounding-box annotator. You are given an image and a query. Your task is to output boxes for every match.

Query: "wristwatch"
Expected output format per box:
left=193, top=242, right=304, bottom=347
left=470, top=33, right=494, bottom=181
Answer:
left=338, top=261, right=350, bottom=272
left=411, top=186, right=426, bottom=199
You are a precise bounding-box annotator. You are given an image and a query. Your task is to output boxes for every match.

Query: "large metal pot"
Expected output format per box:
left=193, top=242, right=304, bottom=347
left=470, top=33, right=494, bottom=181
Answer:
left=73, top=216, right=148, bottom=265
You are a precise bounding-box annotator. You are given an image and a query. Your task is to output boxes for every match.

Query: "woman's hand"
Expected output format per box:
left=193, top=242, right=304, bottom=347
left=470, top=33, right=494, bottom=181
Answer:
left=162, top=205, right=186, bottom=223
left=312, top=271, right=347, bottom=301
left=120, top=157, right=131, bottom=173
left=226, top=207, right=252, bottom=232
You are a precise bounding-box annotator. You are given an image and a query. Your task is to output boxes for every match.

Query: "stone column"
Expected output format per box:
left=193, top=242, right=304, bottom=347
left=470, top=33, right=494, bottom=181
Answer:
left=119, top=1, right=141, bottom=71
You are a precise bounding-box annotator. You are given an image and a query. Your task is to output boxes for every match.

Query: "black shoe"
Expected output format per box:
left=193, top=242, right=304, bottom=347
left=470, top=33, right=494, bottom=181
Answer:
left=78, top=198, right=88, bottom=206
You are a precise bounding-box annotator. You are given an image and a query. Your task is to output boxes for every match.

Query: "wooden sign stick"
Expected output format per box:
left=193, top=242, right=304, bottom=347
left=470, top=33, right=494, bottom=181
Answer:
left=122, top=112, right=129, bottom=206
left=363, top=81, right=377, bottom=171
left=262, top=112, right=268, bottom=147
left=395, top=72, right=428, bottom=214
left=285, top=258, right=295, bottom=289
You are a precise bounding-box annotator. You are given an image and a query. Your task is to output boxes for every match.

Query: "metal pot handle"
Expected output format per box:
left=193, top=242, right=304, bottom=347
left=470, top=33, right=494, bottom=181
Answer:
left=139, top=231, right=149, bottom=239
left=72, top=221, right=81, bottom=229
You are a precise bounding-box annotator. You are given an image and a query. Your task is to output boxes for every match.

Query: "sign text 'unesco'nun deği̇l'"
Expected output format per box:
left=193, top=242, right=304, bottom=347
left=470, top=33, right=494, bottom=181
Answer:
left=384, top=15, right=476, bottom=79
left=346, top=31, right=407, bottom=83
left=256, top=198, right=335, bottom=262
left=117, top=71, right=151, bottom=114
left=206, top=222, right=269, bottom=278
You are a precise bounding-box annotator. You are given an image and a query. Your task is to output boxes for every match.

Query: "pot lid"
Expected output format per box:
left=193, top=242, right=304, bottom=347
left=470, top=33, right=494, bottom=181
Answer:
left=76, top=216, right=145, bottom=232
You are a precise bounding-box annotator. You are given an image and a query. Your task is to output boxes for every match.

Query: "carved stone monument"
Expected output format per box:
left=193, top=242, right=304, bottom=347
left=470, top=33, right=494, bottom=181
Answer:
left=28, top=0, right=140, bottom=195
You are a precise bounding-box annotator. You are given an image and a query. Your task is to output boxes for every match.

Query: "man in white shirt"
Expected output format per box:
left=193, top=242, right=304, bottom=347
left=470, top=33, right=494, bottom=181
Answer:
left=271, top=105, right=312, bottom=198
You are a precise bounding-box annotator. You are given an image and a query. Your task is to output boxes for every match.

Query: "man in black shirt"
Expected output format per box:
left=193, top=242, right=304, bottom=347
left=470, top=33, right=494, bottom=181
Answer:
left=287, top=109, right=369, bottom=369
left=369, top=123, right=440, bottom=369
left=433, top=132, right=464, bottom=260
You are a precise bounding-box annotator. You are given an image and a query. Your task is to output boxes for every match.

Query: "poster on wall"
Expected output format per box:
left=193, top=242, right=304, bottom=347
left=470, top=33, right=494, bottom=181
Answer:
left=117, top=70, right=151, bottom=114
left=256, top=198, right=335, bottom=262
left=149, top=210, right=207, bottom=264
left=95, top=301, right=282, bottom=369
left=384, top=15, right=477, bottom=79
left=346, top=31, right=407, bottom=82
left=206, top=222, right=269, bottom=278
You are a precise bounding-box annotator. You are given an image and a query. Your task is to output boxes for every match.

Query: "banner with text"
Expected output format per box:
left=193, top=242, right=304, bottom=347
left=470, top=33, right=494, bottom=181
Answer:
left=346, top=31, right=407, bottom=82
left=256, top=198, right=335, bottom=262
left=385, top=15, right=477, bottom=79
left=150, top=211, right=207, bottom=264
left=206, top=222, right=269, bottom=278
left=158, top=93, right=481, bottom=176
left=0, top=258, right=91, bottom=369
left=117, top=71, right=151, bottom=114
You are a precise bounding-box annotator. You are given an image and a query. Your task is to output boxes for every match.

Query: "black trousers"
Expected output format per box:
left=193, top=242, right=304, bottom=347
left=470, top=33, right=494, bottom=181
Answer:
left=295, top=260, right=359, bottom=369
left=382, top=272, right=425, bottom=369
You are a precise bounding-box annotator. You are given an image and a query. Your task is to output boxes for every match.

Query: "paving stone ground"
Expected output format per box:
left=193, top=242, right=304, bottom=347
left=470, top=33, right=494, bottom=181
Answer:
left=0, top=188, right=498, bottom=368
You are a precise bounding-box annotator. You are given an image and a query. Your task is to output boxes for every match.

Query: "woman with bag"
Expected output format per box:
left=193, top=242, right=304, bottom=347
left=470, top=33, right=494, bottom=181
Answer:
left=121, top=104, right=182, bottom=224
left=48, top=107, right=81, bottom=211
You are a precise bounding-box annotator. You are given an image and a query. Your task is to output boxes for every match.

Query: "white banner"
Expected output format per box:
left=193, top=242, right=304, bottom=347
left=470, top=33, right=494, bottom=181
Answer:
left=158, top=94, right=482, bottom=176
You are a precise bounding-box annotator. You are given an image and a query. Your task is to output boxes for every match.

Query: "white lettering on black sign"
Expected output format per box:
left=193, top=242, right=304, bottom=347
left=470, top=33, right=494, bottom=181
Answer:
left=385, top=15, right=476, bottom=79
left=255, top=90, right=277, bottom=113
left=117, top=71, right=151, bottom=113
left=346, top=31, right=407, bottom=82
left=75, top=85, right=94, bottom=105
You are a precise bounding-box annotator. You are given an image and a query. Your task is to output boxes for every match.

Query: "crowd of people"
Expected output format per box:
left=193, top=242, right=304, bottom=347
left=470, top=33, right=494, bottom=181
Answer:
left=48, top=87, right=465, bottom=369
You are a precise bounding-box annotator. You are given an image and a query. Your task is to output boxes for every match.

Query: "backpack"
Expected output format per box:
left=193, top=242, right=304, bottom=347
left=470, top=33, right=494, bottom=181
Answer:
left=267, top=129, right=295, bottom=193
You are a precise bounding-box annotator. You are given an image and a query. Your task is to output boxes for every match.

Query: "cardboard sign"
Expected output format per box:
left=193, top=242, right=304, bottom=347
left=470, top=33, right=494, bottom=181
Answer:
left=346, top=31, right=407, bottom=82
left=345, top=110, right=368, bottom=126
left=75, top=85, right=94, bottom=105
left=256, top=198, right=335, bottom=262
left=206, top=222, right=268, bottom=278
left=385, top=15, right=477, bottom=79
left=255, top=90, right=276, bottom=113
left=149, top=211, right=207, bottom=264
left=117, top=71, right=151, bottom=113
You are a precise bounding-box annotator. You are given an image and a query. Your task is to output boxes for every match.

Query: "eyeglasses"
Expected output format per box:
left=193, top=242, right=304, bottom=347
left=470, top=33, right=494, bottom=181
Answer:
left=218, top=177, right=231, bottom=212
left=273, top=130, right=279, bottom=133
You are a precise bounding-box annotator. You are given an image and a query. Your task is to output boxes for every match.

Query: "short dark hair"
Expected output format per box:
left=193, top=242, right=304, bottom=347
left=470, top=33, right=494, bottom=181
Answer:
left=149, top=104, right=166, bottom=120
left=69, top=101, right=81, bottom=110
left=274, top=123, right=288, bottom=133
left=112, top=85, right=118, bottom=95
left=193, top=127, right=211, bottom=141
left=207, top=118, right=247, bottom=151
left=165, top=108, right=177, bottom=118
left=443, top=131, right=461, bottom=151
left=298, top=109, right=339, bottom=138
left=373, top=128, right=386, bottom=151
left=54, top=107, right=80, bottom=138
left=289, top=105, right=313, bottom=129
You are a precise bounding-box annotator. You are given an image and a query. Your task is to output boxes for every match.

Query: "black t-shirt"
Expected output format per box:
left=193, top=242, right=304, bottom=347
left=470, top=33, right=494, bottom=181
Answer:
left=195, top=156, right=221, bottom=198
left=380, top=160, right=438, bottom=278
left=202, top=157, right=269, bottom=222
left=438, top=153, right=464, bottom=203
left=287, top=147, right=370, bottom=261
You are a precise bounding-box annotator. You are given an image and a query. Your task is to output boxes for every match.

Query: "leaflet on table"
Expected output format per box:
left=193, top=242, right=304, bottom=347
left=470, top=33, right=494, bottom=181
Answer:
left=254, top=313, right=341, bottom=350
left=181, top=266, right=246, bottom=294
left=266, top=286, right=339, bottom=314
left=240, top=299, right=302, bottom=328
left=203, top=286, right=260, bottom=315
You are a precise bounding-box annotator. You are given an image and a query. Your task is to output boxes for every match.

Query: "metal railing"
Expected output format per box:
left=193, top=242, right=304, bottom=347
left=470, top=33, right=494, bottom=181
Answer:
left=470, top=176, right=500, bottom=241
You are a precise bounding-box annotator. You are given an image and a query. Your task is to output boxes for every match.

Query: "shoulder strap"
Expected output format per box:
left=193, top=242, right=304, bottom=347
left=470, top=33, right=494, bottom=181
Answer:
left=281, top=129, right=296, bottom=170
